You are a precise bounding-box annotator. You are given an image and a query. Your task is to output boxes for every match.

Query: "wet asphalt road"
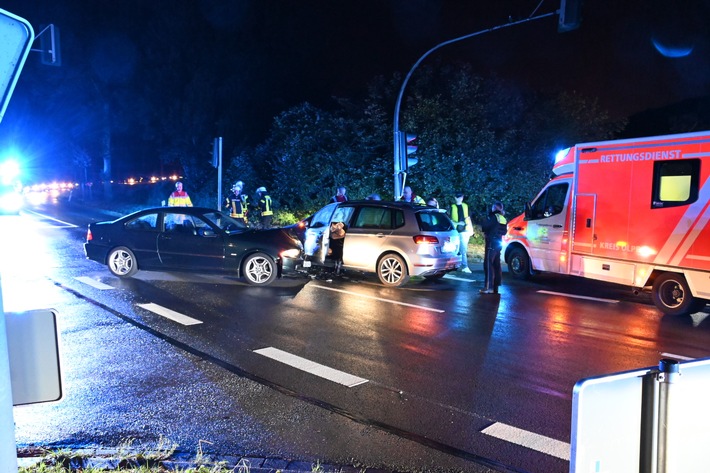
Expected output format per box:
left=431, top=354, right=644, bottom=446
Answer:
left=5, top=203, right=710, bottom=472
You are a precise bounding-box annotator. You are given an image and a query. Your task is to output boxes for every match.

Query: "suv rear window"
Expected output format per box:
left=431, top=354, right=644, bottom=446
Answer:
left=416, top=210, right=454, bottom=232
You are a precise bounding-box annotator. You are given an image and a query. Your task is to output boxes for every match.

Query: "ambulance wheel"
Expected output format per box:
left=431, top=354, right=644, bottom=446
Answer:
left=508, top=247, right=531, bottom=280
left=652, top=272, right=702, bottom=316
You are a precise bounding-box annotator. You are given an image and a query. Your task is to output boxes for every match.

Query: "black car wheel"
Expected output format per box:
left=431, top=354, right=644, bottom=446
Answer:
left=243, top=252, right=277, bottom=285
left=107, top=246, right=138, bottom=278
left=377, top=253, right=409, bottom=287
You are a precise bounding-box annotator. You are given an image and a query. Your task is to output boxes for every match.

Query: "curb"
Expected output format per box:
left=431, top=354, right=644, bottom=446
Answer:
left=17, top=450, right=395, bottom=473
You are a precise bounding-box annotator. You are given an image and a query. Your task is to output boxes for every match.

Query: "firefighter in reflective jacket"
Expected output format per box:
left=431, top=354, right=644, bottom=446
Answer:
left=225, top=180, right=249, bottom=224
left=255, top=186, right=273, bottom=228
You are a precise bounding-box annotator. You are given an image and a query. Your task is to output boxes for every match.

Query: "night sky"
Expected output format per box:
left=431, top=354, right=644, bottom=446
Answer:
left=1, top=0, right=709, bottom=180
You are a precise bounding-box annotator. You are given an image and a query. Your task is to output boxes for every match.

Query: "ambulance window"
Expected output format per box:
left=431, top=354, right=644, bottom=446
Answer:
left=652, top=159, right=699, bottom=208
left=529, top=183, right=568, bottom=220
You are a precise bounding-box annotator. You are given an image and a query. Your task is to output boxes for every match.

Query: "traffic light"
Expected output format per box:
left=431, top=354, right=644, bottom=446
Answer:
left=405, top=133, right=418, bottom=169
left=212, top=137, right=222, bottom=168
left=558, top=0, right=582, bottom=32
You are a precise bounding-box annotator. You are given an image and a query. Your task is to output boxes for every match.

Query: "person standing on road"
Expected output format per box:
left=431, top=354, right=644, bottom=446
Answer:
left=255, top=186, right=273, bottom=228
left=225, top=180, right=249, bottom=224
left=167, top=181, right=193, bottom=207
left=330, top=186, right=348, bottom=203
left=480, top=201, right=507, bottom=294
left=449, top=192, right=473, bottom=273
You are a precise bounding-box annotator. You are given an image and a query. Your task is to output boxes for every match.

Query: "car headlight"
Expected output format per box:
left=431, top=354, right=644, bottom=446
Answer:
left=280, top=248, right=301, bottom=259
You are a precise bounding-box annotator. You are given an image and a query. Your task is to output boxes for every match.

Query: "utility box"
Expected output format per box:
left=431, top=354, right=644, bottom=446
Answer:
left=6, top=309, right=62, bottom=405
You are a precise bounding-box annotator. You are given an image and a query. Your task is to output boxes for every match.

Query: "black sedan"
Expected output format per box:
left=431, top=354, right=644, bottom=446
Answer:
left=84, top=207, right=304, bottom=285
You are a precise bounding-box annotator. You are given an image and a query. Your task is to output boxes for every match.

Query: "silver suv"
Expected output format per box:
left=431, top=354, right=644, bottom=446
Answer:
left=301, top=201, right=461, bottom=286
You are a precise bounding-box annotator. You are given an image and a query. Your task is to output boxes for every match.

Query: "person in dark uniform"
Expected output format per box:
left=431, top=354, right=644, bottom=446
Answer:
left=480, top=201, right=507, bottom=294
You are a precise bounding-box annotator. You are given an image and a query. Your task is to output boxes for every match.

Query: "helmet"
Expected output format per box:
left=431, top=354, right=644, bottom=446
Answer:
left=256, top=186, right=266, bottom=193
left=232, top=181, right=244, bottom=192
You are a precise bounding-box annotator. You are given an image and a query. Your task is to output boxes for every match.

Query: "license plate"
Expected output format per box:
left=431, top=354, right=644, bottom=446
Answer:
left=303, top=260, right=311, bottom=268
left=442, top=240, right=457, bottom=253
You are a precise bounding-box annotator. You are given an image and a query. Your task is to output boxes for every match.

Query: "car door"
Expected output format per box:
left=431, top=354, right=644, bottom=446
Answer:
left=157, top=212, right=226, bottom=270
left=526, top=182, right=570, bottom=273
left=122, top=212, right=161, bottom=269
left=303, top=203, right=339, bottom=263
left=341, top=205, right=394, bottom=270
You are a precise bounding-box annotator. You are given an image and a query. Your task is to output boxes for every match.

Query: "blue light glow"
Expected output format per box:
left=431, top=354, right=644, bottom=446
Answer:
left=555, top=148, right=570, bottom=164
left=652, top=38, right=693, bottom=58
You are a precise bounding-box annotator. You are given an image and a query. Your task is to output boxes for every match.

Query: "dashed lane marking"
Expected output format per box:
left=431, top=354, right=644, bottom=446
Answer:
left=537, top=290, right=619, bottom=304
left=75, top=276, right=114, bottom=290
left=311, top=284, right=445, bottom=313
left=482, top=422, right=570, bottom=460
left=254, top=347, right=368, bottom=387
left=137, top=303, right=203, bottom=326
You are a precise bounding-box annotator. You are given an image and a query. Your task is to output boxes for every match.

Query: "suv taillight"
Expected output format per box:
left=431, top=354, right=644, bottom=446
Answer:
left=413, top=235, right=438, bottom=245
left=86, top=229, right=93, bottom=241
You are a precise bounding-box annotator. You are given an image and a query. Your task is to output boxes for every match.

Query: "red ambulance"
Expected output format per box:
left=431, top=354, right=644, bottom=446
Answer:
left=503, top=130, right=710, bottom=316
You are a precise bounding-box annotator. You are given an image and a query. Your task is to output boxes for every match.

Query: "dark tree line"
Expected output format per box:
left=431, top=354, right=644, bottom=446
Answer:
left=3, top=3, right=628, bottom=222
left=235, top=62, right=625, bottom=221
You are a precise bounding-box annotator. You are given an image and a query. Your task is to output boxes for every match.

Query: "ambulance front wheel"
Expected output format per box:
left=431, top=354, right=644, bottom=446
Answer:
left=652, top=272, right=704, bottom=316
left=507, top=247, right=531, bottom=280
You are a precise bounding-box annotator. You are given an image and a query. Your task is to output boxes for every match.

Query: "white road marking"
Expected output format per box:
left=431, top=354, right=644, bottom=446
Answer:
left=537, top=290, right=619, bottom=304
left=24, top=209, right=79, bottom=228
left=660, top=352, right=695, bottom=361
left=311, top=284, right=445, bottom=313
left=75, top=276, right=114, bottom=290
left=482, top=422, right=570, bottom=460
left=137, top=303, right=203, bottom=326
left=254, top=347, right=368, bottom=388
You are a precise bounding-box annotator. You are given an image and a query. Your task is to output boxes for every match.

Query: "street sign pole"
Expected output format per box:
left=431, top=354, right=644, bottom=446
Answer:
left=0, top=275, right=18, bottom=471
left=214, top=137, right=223, bottom=210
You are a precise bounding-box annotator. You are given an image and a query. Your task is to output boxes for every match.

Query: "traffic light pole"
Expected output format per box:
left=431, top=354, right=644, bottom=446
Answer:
left=392, top=10, right=555, bottom=199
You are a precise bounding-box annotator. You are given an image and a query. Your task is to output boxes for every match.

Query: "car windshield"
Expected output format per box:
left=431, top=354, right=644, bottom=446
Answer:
left=310, top=203, right=338, bottom=229
left=201, top=211, right=248, bottom=234
left=416, top=209, right=454, bottom=232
